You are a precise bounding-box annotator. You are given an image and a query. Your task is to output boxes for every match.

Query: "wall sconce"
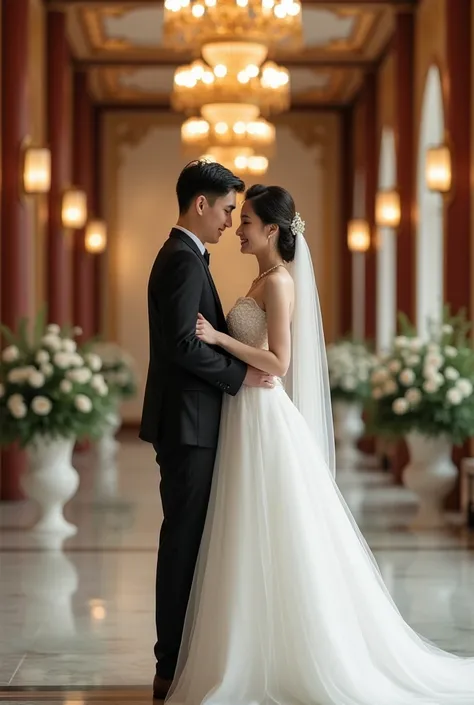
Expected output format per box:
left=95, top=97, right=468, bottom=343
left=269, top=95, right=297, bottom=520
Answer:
left=62, top=188, right=87, bottom=229
left=347, top=219, right=370, bottom=253
left=425, top=144, right=452, bottom=193
left=85, top=220, right=107, bottom=254
left=375, top=189, right=401, bottom=228
left=23, top=146, right=51, bottom=194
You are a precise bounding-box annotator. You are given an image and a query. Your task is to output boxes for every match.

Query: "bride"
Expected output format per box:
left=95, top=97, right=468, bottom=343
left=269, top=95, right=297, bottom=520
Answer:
left=166, top=184, right=474, bottom=705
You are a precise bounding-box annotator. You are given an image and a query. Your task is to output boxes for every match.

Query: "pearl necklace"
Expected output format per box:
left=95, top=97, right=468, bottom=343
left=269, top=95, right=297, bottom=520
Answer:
left=251, top=263, right=284, bottom=287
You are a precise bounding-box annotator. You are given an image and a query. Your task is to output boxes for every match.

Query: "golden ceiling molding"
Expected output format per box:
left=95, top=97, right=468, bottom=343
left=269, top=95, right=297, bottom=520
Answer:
left=291, top=69, right=344, bottom=104
left=100, top=68, right=172, bottom=103
left=323, top=9, right=378, bottom=53
left=81, top=7, right=133, bottom=52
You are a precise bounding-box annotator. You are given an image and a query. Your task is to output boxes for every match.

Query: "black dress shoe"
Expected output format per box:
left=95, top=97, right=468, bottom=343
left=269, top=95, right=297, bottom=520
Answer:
left=153, top=674, right=173, bottom=700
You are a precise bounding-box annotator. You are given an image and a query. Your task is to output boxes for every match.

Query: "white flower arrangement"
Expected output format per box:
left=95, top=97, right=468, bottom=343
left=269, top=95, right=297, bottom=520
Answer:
left=88, top=342, right=138, bottom=400
left=0, top=314, right=113, bottom=448
left=326, top=340, right=377, bottom=403
left=369, top=310, right=474, bottom=445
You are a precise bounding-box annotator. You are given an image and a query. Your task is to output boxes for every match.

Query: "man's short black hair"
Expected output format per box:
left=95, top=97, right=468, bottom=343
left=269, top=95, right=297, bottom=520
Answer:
left=176, top=160, right=245, bottom=215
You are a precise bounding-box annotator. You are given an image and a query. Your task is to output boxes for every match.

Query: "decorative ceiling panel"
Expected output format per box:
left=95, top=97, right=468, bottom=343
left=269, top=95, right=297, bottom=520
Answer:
left=71, top=2, right=392, bottom=106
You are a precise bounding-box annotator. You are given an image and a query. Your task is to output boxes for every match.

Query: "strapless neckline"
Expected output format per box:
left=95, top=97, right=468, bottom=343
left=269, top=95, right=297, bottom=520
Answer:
left=236, top=297, right=266, bottom=314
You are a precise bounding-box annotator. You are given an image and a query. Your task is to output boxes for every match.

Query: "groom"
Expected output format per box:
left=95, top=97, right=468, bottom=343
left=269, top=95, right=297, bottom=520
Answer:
left=140, top=160, right=274, bottom=700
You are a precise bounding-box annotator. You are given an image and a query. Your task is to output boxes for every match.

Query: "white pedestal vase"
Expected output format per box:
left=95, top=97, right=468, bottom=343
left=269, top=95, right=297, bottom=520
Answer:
left=22, top=436, right=79, bottom=536
left=333, top=400, right=365, bottom=468
left=96, top=407, right=121, bottom=459
left=403, top=432, right=458, bottom=530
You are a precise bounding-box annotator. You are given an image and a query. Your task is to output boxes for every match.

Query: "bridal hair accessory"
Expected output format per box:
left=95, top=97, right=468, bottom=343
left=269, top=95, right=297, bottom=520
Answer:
left=291, top=212, right=305, bottom=238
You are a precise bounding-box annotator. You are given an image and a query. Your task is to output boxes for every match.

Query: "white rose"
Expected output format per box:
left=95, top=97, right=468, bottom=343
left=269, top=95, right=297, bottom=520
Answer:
left=341, top=376, right=356, bottom=391
left=427, top=343, right=440, bottom=353
left=47, top=324, right=61, bottom=335
left=74, top=394, right=93, bottom=413
left=406, top=355, right=420, bottom=367
left=405, top=388, right=422, bottom=405
left=445, top=346, right=458, bottom=358
left=40, top=362, right=54, bottom=378
left=73, top=326, right=83, bottom=336
left=442, top=324, right=453, bottom=335
left=399, top=369, right=415, bottom=386
left=53, top=352, right=73, bottom=369
left=446, top=388, right=463, bottom=405
left=91, top=374, right=106, bottom=391
left=2, top=345, right=20, bottom=363
left=0, top=383, right=4, bottom=398
left=383, top=380, right=398, bottom=396
left=456, top=379, right=473, bottom=397
left=70, top=353, right=84, bottom=368
left=41, top=334, right=62, bottom=351
left=372, top=387, right=383, bottom=400
left=388, top=360, right=402, bottom=374
left=62, top=339, right=77, bottom=353
left=7, top=394, right=27, bottom=418
left=10, top=402, right=27, bottom=419
left=60, top=379, right=73, bottom=394
left=8, top=368, right=27, bottom=384
left=392, top=398, right=409, bottom=415
left=28, top=371, right=45, bottom=388
left=423, top=364, right=439, bottom=380
left=445, top=366, right=460, bottom=381
left=371, top=368, right=389, bottom=384
left=394, top=336, right=409, bottom=349
left=31, top=396, right=52, bottom=416
left=409, top=338, right=423, bottom=352
left=67, top=368, right=92, bottom=384
left=85, top=353, right=102, bottom=372
left=426, top=353, right=444, bottom=369
left=91, top=375, right=109, bottom=397
left=35, top=350, right=50, bottom=365
left=423, top=379, right=439, bottom=394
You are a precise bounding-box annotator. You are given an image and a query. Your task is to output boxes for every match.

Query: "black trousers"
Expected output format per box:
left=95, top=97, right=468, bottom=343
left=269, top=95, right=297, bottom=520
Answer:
left=153, top=442, right=217, bottom=680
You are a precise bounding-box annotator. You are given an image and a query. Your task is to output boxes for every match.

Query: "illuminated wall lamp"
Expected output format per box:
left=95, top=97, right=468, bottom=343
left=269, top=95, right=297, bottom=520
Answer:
left=425, top=145, right=452, bottom=193
left=23, top=146, right=51, bottom=194
left=62, top=188, right=87, bottom=229
left=85, top=220, right=107, bottom=254
left=347, top=219, right=370, bottom=253
left=375, top=189, right=400, bottom=228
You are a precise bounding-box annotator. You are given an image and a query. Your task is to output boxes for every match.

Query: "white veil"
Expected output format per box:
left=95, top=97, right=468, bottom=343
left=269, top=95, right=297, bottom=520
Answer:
left=284, top=222, right=336, bottom=477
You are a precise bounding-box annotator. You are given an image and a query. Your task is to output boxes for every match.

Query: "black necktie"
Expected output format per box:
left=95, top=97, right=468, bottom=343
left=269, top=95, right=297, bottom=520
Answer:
left=204, top=249, right=210, bottom=265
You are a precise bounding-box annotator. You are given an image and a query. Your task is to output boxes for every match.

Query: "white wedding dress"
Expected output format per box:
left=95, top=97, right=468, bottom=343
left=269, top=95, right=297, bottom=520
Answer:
left=166, top=296, right=474, bottom=705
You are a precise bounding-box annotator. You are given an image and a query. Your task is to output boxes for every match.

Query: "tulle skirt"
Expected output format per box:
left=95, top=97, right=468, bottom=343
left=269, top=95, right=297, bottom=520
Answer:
left=166, top=384, right=474, bottom=705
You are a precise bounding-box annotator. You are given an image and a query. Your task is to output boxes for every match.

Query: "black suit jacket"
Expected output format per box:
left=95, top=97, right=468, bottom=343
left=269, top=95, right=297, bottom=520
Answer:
left=139, top=228, right=247, bottom=449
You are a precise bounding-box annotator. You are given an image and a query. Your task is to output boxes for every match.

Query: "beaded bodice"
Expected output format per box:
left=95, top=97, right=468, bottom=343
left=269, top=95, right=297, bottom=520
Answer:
left=226, top=297, right=268, bottom=350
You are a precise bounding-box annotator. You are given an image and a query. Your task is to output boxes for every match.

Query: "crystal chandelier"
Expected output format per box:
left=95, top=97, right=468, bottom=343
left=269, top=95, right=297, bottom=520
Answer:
left=201, top=146, right=269, bottom=176
left=182, top=108, right=276, bottom=153
left=164, top=0, right=302, bottom=50
left=172, top=43, right=290, bottom=115
left=166, top=0, right=301, bottom=176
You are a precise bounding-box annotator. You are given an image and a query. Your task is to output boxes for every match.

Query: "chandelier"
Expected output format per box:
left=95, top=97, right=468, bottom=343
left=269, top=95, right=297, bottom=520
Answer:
left=163, top=0, right=302, bottom=50
left=172, top=43, right=290, bottom=115
left=201, top=147, right=269, bottom=176
left=166, top=0, right=301, bottom=176
left=181, top=107, right=275, bottom=153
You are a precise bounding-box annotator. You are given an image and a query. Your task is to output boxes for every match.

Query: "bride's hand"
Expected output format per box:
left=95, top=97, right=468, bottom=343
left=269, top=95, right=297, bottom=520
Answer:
left=196, top=313, right=219, bottom=345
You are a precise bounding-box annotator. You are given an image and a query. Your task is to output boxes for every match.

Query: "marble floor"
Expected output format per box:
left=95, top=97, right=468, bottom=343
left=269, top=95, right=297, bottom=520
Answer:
left=1, top=437, right=474, bottom=704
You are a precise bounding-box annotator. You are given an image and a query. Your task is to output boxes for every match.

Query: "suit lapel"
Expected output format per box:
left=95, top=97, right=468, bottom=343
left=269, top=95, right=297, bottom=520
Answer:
left=170, top=229, right=227, bottom=329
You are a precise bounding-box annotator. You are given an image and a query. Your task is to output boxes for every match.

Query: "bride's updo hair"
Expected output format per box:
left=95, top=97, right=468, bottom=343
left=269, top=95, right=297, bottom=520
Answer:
left=245, top=184, right=297, bottom=262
